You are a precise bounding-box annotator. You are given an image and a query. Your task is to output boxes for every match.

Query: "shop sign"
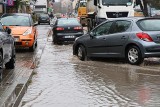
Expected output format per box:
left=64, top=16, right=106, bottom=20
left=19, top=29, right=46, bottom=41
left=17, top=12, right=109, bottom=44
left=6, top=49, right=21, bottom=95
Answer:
left=8, top=0, right=14, bottom=6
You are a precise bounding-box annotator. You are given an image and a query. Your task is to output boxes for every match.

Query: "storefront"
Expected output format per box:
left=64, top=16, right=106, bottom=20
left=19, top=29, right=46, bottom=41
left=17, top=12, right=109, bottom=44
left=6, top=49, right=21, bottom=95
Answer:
left=6, top=0, right=18, bottom=13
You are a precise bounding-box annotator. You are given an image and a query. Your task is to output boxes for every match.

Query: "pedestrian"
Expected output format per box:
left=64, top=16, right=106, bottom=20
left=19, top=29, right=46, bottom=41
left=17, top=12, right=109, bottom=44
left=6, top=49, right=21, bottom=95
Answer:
left=49, top=12, right=54, bottom=19
left=31, top=12, right=37, bottom=23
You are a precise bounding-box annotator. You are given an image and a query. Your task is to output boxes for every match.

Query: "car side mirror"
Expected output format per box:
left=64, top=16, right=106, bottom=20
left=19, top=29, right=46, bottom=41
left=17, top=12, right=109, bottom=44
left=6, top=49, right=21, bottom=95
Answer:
left=5, top=27, right=11, bottom=34
left=34, top=23, right=38, bottom=26
left=90, top=31, right=95, bottom=38
left=98, top=5, right=101, bottom=8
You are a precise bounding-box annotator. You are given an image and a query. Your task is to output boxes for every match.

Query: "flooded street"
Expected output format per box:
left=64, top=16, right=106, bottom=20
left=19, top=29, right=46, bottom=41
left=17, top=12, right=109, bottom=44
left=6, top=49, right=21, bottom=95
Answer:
left=19, top=25, right=160, bottom=107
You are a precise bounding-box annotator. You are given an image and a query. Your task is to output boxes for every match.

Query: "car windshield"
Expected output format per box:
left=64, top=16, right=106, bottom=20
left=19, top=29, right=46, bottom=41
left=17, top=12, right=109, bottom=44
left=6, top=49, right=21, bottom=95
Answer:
left=1, top=15, right=30, bottom=26
left=137, top=19, right=160, bottom=31
left=80, top=2, right=87, bottom=7
left=40, top=14, right=49, bottom=18
left=102, top=0, right=133, bottom=6
left=58, top=18, right=80, bottom=25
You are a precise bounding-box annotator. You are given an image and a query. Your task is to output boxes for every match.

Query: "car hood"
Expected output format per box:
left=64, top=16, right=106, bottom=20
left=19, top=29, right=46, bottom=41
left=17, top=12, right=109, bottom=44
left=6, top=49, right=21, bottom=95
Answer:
left=4, top=26, right=31, bottom=35
left=76, top=33, right=88, bottom=42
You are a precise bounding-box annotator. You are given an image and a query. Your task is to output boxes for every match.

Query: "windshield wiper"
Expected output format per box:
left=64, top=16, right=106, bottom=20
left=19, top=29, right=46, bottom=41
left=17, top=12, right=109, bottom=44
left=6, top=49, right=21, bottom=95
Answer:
left=11, top=25, right=21, bottom=26
left=7, top=25, right=21, bottom=26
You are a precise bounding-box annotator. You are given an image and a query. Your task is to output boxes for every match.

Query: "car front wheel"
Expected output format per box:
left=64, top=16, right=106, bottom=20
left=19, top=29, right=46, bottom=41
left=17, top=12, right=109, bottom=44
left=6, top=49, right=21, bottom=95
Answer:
left=126, top=46, right=144, bottom=65
left=77, top=45, right=86, bottom=61
left=53, top=36, right=58, bottom=44
left=29, top=41, right=36, bottom=52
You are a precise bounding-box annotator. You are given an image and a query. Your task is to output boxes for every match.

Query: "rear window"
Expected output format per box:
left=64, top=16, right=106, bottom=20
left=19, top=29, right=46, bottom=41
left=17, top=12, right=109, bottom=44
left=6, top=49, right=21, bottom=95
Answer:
left=40, top=14, right=49, bottom=18
left=58, top=19, right=80, bottom=25
left=137, top=19, right=160, bottom=31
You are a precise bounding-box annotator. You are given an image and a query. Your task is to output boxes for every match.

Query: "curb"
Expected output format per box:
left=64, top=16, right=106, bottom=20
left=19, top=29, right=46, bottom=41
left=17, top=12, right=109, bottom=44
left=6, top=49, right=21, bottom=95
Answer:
left=11, top=72, right=34, bottom=107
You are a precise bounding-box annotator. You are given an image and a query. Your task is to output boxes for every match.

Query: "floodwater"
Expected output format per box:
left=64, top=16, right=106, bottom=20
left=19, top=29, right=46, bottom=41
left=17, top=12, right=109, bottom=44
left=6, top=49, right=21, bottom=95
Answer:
left=20, top=25, right=160, bottom=107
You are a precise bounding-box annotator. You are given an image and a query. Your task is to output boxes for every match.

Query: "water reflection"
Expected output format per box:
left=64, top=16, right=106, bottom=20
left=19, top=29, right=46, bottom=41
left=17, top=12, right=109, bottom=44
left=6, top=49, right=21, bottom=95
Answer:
left=73, top=64, right=140, bottom=107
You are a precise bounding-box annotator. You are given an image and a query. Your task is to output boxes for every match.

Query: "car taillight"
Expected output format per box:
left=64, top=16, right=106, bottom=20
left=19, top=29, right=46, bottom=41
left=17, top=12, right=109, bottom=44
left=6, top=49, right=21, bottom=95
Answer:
left=74, top=27, right=82, bottom=30
left=136, top=32, right=153, bottom=42
left=56, top=27, right=64, bottom=30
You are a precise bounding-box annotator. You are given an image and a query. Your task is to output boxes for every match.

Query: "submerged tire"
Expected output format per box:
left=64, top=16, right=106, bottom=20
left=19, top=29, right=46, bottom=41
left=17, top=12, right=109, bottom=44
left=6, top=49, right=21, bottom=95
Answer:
left=29, top=42, right=36, bottom=52
left=5, top=48, right=15, bottom=69
left=77, top=45, right=86, bottom=61
left=53, top=36, right=58, bottom=44
left=0, top=52, right=3, bottom=69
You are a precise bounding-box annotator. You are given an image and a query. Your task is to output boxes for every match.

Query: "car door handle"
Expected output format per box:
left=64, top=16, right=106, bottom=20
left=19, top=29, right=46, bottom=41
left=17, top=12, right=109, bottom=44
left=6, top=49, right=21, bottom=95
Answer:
left=121, top=36, right=126, bottom=39
left=102, top=38, right=106, bottom=40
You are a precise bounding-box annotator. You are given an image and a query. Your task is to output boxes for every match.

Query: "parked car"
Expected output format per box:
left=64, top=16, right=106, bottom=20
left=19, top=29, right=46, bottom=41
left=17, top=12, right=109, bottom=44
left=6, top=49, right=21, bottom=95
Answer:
left=73, top=17, right=160, bottom=65
left=38, top=13, right=50, bottom=25
left=1, top=13, right=38, bottom=51
left=0, top=23, right=15, bottom=69
left=52, top=18, right=84, bottom=44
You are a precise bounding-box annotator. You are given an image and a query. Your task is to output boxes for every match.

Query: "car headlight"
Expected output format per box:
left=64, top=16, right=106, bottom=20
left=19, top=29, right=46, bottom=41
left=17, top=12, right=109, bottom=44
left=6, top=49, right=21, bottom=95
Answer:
left=23, top=28, right=32, bottom=36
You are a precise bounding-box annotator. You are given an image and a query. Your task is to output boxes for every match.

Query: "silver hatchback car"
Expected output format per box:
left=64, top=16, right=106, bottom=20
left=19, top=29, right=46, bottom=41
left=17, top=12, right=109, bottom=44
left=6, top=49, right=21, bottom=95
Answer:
left=73, top=17, right=160, bottom=65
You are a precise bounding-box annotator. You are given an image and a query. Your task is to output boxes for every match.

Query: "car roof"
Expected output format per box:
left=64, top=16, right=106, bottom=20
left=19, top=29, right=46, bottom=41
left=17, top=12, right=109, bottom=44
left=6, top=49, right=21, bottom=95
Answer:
left=57, top=18, right=81, bottom=25
left=1, top=13, right=30, bottom=17
left=58, top=18, right=77, bottom=20
left=107, top=17, right=160, bottom=22
left=39, top=13, right=48, bottom=15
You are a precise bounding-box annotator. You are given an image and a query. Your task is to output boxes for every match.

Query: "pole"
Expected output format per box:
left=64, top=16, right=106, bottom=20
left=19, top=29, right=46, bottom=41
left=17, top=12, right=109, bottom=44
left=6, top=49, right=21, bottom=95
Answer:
left=4, top=0, right=6, bottom=13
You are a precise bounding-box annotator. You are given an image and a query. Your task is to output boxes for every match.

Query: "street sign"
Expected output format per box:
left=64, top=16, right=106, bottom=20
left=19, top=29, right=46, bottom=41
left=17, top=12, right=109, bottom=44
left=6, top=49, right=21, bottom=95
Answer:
left=7, top=0, right=14, bottom=6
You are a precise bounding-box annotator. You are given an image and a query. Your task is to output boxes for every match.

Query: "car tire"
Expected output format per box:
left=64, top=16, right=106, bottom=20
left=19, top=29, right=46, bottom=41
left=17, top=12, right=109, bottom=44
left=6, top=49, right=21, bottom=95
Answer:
left=77, top=45, right=86, bottom=61
left=53, top=36, right=58, bottom=44
left=29, top=42, right=36, bottom=52
left=35, top=40, right=37, bottom=47
left=5, top=48, right=15, bottom=69
left=0, top=51, right=3, bottom=69
left=126, top=46, right=144, bottom=65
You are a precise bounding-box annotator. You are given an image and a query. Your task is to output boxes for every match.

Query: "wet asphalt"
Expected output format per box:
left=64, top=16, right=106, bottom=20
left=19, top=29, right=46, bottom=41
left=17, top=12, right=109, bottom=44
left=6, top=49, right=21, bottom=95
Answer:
left=8, top=25, right=160, bottom=107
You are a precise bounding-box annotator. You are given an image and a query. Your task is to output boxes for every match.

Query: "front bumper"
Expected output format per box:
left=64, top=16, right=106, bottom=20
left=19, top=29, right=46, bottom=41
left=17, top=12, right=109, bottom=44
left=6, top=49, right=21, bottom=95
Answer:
left=14, top=36, right=34, bottom=47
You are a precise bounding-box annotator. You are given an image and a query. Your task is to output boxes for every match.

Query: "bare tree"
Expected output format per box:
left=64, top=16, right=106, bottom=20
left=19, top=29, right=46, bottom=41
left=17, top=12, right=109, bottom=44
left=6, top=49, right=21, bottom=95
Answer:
left=141, top=0, right=160, bottom=17
left=143, top=0, right=148, bottom=16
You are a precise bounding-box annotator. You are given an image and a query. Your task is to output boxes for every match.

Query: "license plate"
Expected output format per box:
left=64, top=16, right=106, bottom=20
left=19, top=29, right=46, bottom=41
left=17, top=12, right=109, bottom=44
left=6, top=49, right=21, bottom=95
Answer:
left=64, top=36, right=75, bottom=38
left=14, top=38, right=19, bottom=42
